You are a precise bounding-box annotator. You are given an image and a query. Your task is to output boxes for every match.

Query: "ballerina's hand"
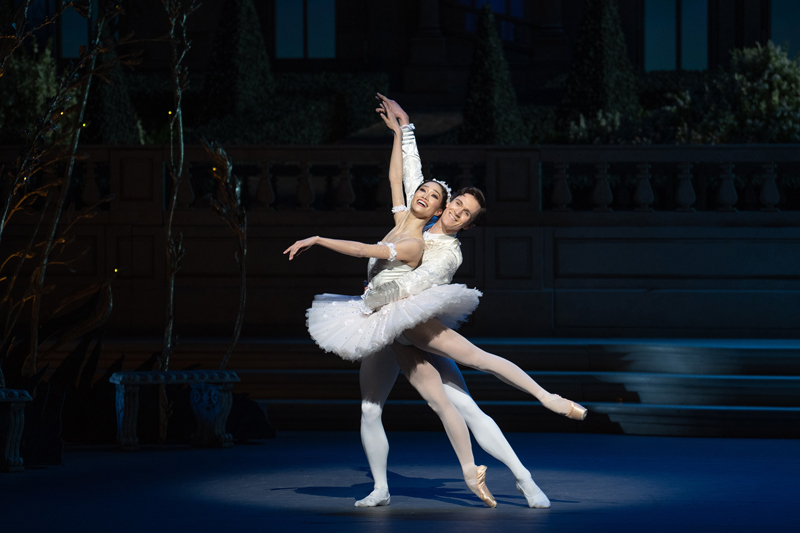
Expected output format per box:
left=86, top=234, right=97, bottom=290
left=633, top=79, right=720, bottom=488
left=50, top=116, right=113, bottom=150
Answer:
left=283, top=237, right=317, bottom=260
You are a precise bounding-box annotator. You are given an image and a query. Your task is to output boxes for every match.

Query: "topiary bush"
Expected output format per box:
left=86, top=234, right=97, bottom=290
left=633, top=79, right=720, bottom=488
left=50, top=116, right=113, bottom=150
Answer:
left=81, top=26, right=140, bottom=145
left=459, top=3, right=526, bottom=145
left=201, top=0, right=274, bottom=121
left=559, top=0, right=638, bottom=123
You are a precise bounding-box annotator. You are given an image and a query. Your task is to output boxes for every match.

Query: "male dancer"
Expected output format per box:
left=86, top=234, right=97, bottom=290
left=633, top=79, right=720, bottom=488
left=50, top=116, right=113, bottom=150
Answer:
left=355, top=95, right=550, bottom=509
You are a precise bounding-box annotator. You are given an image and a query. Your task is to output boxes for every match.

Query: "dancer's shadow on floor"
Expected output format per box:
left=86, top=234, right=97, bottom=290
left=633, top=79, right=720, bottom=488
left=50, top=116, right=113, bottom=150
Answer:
left=287, top=467, right=529, bottom=508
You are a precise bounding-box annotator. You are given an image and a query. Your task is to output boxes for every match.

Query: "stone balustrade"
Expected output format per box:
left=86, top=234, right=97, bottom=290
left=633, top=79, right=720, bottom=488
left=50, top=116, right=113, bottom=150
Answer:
left=3, top=144, right=800, bottom=217
left=4, top=143, right=800, bottom=339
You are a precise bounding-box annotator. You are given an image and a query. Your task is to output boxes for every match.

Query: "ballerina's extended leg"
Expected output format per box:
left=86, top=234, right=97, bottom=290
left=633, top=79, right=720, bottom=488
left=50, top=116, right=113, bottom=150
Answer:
left=404, top=319, right=587, bottom=421
left=394, top=344, right=496, bottom=507
left=434, top=355, right=550, bottom=508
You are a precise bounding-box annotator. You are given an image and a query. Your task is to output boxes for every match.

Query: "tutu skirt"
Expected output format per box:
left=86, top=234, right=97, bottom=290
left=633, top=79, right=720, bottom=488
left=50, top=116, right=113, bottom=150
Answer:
left=306, top=284, right=482, bottom=361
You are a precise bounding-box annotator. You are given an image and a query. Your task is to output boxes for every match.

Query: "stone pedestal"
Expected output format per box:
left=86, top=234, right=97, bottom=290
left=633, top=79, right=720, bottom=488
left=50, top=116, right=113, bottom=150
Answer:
left=110, top=370, right=240, bottom=451
left=0, top=388, right=33, bottom=473
left=190, top=382, right=234, bottom=448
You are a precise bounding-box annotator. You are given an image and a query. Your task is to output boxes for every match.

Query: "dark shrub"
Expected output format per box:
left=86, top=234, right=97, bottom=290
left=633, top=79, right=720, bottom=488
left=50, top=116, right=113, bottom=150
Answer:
left=459, top=3, right=526, bottom=145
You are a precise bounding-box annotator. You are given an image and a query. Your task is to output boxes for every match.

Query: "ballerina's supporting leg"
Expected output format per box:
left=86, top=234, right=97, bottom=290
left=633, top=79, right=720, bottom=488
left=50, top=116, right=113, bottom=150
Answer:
left=392, top=343, right=496, bottom=508
left=356, top=348, right=400, bottom=507
left=433, top=356, right=550, bottom=508
left=403, top=319, right=587, bottom=420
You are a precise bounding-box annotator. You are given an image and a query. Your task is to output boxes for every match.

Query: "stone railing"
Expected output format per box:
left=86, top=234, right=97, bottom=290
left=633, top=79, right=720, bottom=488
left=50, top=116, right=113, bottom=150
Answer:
left=3, top=143, right=800, bottom=339
left=3, top=143, right=800, bottom=220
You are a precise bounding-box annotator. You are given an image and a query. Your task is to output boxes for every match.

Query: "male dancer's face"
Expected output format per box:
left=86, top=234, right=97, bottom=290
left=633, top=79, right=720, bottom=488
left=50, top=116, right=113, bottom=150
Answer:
left=437, top=193, right=482, bottom=235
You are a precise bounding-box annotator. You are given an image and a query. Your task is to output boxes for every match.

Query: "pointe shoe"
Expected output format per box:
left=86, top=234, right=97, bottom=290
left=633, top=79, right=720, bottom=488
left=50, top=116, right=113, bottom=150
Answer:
left=565, top=399, right=588, bottom=421
left=542, top=394, right=588, bottom=421
left=475, top=465, right=497, bottom=508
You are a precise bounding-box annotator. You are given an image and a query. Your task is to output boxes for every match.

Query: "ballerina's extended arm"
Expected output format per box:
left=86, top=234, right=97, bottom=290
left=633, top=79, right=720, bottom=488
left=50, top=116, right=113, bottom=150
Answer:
left=283, top=236, right=423, bottom=264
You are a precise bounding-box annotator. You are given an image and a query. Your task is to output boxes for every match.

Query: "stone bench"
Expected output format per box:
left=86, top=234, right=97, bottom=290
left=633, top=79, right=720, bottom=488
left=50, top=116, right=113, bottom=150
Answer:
left=0, top=388, right=33, bottom=472
left=109, top=370, right=240, bottom=451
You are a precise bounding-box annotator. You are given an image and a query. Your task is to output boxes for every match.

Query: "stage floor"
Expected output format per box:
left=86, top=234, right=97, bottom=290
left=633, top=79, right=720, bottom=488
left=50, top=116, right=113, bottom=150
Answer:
left=4, top=431, right=799, bottom=532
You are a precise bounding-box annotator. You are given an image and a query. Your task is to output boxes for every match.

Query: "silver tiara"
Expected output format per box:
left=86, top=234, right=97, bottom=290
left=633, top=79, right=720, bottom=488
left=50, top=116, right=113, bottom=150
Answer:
left=430, top=178, right=452, bottom=202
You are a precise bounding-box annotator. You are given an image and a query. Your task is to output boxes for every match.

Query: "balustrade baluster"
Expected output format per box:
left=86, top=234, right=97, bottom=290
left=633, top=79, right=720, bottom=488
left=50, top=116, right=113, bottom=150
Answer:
left=592, top=162, right=613, bottom=212
left=335, top=162, right=355, bottom=211
left=634, top=162, right=654, bottom=212
left=716, top=162, right=738, bottom=212
left=759, top=162, right=780, bottom=212
left=256, top=162, right=275, bottom=210
left=675, top=161, right=696, bottom=212
left=550, top=162, right=571, bottom=211
left=296, top=162, right=314, bottom=210
left=81, top=160, right=101, bottom=206
left=457, top=162, right=474, bottom=190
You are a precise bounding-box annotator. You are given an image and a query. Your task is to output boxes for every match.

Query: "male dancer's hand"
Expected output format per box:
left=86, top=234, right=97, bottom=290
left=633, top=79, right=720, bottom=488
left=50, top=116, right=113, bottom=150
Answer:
left=376, top=93, right=409, bottom=127
left=376, top=100, right=401, bottom=134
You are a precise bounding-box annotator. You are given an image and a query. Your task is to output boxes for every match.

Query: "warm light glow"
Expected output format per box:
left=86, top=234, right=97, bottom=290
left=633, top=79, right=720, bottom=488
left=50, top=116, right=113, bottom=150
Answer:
left=212, top=167, right=217, bottom=171
left=60, top=111, right=64, bottom=115
left=82, top=123, right=86, bottom=127
left=168, top=111, right=172, bottom=115
left=114, top=268, right=118, bottom=273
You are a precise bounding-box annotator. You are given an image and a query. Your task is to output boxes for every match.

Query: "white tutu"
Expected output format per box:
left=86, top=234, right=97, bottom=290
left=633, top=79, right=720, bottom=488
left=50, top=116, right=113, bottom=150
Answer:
left=306, top=284, right=482, bottom=361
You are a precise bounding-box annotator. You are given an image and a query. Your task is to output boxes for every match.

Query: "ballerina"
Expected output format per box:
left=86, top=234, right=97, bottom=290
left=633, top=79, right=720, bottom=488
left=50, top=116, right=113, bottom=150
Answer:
left=285, top=98, right=586, bottom=507
left=284, top=112, right=496, bottom=507
left=352, top=94, right=556, bottom=509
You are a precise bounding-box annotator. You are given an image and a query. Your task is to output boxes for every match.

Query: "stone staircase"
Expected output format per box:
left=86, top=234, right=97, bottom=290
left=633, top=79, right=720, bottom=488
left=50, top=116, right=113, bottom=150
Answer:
left=236, top=338, right=800, bottom=438
left=48, top=337, right=800, bottom=438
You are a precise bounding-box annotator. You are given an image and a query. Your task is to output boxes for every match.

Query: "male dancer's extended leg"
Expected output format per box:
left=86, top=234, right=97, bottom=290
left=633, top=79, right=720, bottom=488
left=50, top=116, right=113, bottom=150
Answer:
left=356, top=348, right=399, bottom=507
left=432, top=355, right=551, bottom=508
left=402, top=319, right=587, bottom=420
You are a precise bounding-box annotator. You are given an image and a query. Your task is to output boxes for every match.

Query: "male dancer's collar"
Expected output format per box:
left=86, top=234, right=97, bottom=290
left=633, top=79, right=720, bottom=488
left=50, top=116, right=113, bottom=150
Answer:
left=423, top=230, right=459, bottom=246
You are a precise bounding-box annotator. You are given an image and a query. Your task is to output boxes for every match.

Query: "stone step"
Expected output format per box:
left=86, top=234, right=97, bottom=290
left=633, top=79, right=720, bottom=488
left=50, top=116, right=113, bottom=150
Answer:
left=44, top=338, right=800, bottom=375
left=257, top=399, right=800, bottom=439
left=236, top=369, right=800, bottom=407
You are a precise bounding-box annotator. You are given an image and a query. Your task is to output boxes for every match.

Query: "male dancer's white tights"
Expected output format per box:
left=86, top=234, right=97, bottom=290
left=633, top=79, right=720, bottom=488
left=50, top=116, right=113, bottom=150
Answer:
left=357, top=343, right=548, bottom=508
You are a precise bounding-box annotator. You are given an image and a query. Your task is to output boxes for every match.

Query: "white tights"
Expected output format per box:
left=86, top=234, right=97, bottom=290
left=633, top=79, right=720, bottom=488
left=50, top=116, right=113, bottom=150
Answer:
left=403, top=319, right=575, bottom=416
left=358, top=345, right=533, bottom=498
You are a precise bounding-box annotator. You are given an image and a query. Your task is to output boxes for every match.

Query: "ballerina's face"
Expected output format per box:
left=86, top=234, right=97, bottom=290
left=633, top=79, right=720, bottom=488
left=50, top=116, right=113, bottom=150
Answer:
left=410, top=182, right=446, bottom=219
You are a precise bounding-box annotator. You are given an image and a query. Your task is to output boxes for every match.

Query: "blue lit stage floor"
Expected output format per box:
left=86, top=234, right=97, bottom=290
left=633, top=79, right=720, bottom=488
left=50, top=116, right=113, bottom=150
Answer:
left=4, top=431, right=799, bottom=533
